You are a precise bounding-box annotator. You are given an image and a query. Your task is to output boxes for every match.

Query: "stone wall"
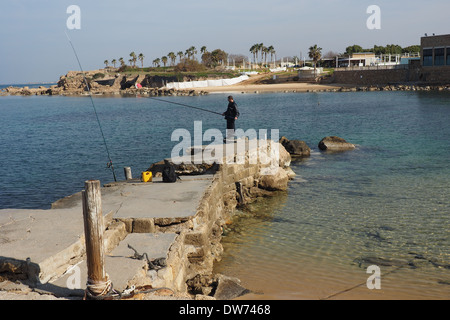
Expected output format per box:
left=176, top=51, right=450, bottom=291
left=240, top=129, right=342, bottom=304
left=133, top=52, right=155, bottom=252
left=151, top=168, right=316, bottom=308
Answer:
left=419, top=67, right=450, bottom=84
left=331, top=67, right=450, bottom=86
left=160, top=140, right=292, bottom=293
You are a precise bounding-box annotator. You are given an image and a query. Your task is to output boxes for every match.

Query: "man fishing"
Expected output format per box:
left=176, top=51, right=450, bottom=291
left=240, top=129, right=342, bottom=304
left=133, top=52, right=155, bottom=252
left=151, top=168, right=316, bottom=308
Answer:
left=222, top=96, right=240, bottom=142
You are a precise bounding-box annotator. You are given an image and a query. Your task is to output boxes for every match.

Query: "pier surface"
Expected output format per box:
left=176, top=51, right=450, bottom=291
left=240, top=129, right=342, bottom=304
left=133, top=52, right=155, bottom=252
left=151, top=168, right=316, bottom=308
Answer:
left=0, top=140, right=291, bottom=300
left=0, top=176, right=212, bottom=299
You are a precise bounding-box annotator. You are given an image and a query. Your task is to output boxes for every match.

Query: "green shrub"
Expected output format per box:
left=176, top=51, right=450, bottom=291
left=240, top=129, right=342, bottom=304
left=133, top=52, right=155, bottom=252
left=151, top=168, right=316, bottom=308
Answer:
left=93, top=73, right=105, bottom=79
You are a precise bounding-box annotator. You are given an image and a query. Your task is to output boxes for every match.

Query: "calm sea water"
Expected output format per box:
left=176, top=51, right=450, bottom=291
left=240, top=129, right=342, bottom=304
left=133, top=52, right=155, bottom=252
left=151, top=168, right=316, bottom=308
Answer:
left=0, top=91, right=449, bottom=299
left=0, top=83, right=57, bottom=90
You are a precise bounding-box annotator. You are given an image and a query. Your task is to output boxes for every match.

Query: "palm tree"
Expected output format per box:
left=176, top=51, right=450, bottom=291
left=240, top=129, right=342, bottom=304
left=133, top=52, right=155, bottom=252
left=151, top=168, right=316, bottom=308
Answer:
left=268, top=46, right=276, bottom=66
left=201, top=46, right=207, bottom=54
left=161, top=56, right=168, bottom=68
left=138, top=53, right=145, bottom=68
left=185, top=46, right=197, bottom=60
left=177, top=51, right=184, bottom=63
left=262, top=45, right=269, bottom=66
left=168, top=52, right=176, bottom=66
left=249, top=44, right=258, bottom=65
left=104, top=60, right=109, bottom=68
left=153, top=58, right=161, bottom=67
left=111, top=59, right=117, bottom=68
left=129, top=52, right=137, bottom=67
left=190, top=46, right=197, bottom=60
left=308, top=44, right=322, bottom=77
left=119, top=57, right=125, bottom=67
left=258, top=43, right=264, bottom=65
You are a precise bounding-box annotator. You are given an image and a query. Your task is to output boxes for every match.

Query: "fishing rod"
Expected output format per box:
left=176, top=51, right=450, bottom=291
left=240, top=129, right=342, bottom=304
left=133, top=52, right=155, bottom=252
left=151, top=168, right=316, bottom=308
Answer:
left=148, top=96, right=223, bottom=116
left=64, top=31, right=117, bottom=182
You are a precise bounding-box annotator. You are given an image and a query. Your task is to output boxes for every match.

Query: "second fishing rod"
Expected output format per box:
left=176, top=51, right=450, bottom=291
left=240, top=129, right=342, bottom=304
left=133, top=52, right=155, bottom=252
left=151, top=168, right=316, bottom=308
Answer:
left=147, top=96, right=223, bottom=116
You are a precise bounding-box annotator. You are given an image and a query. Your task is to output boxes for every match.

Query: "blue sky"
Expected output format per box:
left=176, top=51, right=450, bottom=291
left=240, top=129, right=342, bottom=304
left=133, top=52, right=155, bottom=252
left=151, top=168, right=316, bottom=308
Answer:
left=0, top=0, right=448, bottom=84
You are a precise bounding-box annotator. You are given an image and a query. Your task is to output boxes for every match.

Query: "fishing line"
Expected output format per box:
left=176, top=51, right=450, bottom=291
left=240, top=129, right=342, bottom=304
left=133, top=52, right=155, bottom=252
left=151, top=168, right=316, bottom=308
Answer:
left=148, top=96, right=223, bottom=115
left=64, top=31, right=117, bottom=182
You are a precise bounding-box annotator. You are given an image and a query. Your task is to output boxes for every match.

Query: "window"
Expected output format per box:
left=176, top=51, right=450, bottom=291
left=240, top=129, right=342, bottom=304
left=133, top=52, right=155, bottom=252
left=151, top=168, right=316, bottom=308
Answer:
left=434, top=48, right=445, bottom=66
left=447, top=47, right=450, bottom=65
left=423, top=48, right=433, bottom=66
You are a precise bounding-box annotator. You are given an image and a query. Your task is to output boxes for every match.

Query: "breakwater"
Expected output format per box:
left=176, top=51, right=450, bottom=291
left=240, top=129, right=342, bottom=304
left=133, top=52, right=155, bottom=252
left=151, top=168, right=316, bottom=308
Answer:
left=0, top=140, right=292, bottom=299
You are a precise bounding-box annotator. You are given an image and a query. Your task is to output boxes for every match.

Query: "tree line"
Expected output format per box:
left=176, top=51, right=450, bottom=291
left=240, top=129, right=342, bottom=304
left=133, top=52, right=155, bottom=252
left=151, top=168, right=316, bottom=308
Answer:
left=344, top=44, right=420, bottom=55
left=102, top=46, right=232, bottom=71
left=101, top=42, right=420, bottom=72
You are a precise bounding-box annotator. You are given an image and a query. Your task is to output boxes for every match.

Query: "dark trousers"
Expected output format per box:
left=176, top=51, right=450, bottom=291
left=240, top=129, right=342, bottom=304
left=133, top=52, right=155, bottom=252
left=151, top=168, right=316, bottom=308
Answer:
left=226, top=120, right=235, bottom=140
left=226, top=119, right=235, bottom=130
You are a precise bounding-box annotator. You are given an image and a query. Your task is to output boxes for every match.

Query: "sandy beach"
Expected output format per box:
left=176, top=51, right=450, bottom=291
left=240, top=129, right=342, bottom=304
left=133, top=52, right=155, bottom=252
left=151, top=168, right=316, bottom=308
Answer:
left=182, top=72, right=344, bottom=94
left=191, top=82, right=344, bottom=94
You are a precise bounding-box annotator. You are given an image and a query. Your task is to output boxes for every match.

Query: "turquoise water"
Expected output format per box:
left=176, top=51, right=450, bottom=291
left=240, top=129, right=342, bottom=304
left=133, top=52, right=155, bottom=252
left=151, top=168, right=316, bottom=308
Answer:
left=0, top=91, right=449, bottom=299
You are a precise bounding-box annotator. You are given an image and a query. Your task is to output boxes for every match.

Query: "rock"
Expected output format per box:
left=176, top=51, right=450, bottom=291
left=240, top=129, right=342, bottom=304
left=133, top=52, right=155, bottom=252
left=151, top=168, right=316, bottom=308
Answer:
left=213, top=274, right=251, bottom=300
left=318, top=136, right=355, bottom=151
left=284, top=167, right=296, bottom=180
left=279, top=136, right=311, bottom=157
left=258, top=166, right=289, bottom=191
left=278, top=144, right=291, bottom=168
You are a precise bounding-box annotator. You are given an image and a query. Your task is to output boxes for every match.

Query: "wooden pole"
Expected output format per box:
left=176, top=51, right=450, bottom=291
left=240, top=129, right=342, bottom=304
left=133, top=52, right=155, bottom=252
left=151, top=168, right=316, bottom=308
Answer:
left=82, top=180, right=109, bottom=298
left=124, top=167, right=132, bottom=180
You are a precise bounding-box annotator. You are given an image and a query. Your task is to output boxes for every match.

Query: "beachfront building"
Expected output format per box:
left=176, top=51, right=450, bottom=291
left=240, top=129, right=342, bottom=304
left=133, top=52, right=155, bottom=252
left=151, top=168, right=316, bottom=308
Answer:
left=324, top=52, right=421, bottom=69
left=323, top=52, right=380, bottom=68
left=421, top=33, right=450, bottom=67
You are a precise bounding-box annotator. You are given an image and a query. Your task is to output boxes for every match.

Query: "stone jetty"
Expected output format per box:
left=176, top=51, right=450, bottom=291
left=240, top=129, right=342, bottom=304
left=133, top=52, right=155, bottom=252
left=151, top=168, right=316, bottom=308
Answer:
left=0, top=140, right=292, bottom=300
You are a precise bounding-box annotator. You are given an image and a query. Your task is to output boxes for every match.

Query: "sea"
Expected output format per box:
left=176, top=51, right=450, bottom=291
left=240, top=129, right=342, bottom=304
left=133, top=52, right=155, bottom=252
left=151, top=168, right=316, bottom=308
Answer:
left=0, top=87, right=449, bottom=300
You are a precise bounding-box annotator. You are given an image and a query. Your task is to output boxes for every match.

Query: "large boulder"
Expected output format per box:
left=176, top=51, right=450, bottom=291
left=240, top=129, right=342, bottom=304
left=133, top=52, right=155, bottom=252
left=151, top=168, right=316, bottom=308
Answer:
left=279, top=136, right=311, bottom=157
left=213, top=274, right=251, bottom=300
left=318, top=136, right=355, bottom=151
left=258, top=167, right=289, bottom=191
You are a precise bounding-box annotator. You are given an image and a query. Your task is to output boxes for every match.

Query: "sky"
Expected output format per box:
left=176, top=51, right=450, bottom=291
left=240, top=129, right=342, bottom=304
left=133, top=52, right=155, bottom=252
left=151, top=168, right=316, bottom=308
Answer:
left=0, top=0, right=448, bottom=84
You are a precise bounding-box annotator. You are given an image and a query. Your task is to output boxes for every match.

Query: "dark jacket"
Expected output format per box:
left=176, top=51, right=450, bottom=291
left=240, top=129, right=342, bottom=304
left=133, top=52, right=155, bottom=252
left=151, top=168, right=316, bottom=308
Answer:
left=224, top=101, right=240, bottom=121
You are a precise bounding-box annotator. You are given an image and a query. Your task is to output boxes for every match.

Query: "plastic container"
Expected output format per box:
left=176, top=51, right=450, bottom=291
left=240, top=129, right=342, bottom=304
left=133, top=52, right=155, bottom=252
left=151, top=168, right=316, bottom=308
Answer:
left=141, top=171, right=152, bottom=182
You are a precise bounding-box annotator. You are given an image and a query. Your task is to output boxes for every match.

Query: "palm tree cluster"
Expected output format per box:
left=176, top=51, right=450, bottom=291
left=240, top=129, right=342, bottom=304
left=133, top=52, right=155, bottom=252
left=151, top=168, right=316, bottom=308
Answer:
left=249, top=43, right=276, bottom=66
left=104, top=52, right=144, bottom=69
left=149, top=46, right=207, bottom=68
left=105, top=45, right=225, bottom=70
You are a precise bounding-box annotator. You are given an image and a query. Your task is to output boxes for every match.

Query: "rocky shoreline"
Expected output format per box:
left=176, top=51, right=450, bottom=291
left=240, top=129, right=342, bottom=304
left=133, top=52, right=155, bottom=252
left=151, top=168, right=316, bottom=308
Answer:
left=0, top=70, right=209, bottom=97
left=1, top=68, right=449, bottom=97
left=0, top=85, right=208, bottom=97
left=3, top=83, right=449, bottom=97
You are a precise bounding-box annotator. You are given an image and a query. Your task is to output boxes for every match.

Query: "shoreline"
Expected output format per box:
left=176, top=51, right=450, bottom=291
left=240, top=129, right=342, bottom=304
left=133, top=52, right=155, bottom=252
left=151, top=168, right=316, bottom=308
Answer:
left=191, top=82, right=345, bottom=94
left=1, top=82, right=449, bottom=97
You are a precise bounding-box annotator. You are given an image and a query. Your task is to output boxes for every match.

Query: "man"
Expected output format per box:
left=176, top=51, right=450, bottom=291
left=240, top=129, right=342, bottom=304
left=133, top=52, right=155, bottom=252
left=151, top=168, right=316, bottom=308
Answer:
left=222, top=96, right=240, bottom=142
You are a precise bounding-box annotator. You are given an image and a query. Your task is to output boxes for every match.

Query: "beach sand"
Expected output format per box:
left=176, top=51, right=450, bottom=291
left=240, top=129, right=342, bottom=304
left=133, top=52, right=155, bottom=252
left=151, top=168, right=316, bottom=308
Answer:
left=190, top=73, right=346, bottom=94
left=193, top=82, right=344, bottom=94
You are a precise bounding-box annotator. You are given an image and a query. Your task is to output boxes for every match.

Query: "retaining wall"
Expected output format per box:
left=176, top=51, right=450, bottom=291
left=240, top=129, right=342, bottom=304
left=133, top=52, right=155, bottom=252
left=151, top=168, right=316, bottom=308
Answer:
left=158, top=140, right=292, bottom=293
left=331, top=67, right=450, bottom=85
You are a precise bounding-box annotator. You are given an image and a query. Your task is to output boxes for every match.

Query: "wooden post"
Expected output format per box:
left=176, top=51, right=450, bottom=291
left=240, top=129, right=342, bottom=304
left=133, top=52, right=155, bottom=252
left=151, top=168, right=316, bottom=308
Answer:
left=124, top=167, right=132, bottom=180
left=82, top=180, right=109, bottom=298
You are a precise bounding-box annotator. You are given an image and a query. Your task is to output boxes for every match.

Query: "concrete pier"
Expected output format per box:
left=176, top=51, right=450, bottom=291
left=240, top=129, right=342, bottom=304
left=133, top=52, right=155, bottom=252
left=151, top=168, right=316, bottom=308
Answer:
left=0, top=140, right=292, bottom=300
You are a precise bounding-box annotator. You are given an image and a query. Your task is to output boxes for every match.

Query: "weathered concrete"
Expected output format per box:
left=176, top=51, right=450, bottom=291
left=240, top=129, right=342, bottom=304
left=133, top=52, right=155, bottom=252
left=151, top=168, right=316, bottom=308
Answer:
left=0, top=140, right=292, bottom=300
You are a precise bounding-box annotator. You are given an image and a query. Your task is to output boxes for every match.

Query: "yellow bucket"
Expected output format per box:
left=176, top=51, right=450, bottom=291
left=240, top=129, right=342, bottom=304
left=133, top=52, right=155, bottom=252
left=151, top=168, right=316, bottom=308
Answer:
left=141, top=171, right=152, bottom=182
